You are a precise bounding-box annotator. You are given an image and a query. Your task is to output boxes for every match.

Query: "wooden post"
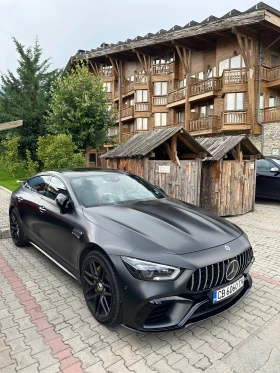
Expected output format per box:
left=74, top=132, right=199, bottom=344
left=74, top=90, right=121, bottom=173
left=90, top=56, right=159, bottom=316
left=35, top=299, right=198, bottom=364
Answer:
left=234, top=28, right=256, bottom=134
left=171, top=134, right=177, bottom=161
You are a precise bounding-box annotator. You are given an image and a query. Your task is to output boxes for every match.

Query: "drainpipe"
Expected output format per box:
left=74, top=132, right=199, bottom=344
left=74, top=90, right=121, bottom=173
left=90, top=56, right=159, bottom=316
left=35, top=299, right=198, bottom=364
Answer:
left=257, top=33, right=264, bottom=154
left=257, top=33, right=280, bottom=154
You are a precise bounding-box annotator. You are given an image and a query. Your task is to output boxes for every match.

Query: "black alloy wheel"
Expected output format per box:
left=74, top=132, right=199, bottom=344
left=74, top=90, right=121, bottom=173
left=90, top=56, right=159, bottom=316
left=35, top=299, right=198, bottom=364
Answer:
left=9, top=209, right=27, bottom=247
left=81, top=252, right=122, bottom=326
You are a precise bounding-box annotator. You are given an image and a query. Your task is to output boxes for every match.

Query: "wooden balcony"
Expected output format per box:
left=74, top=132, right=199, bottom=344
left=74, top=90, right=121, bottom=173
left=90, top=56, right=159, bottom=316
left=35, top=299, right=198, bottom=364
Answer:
left=167, top=88, right=186, bottom=107
left=152, top=62, right=174, bottom=75
left=135, top=103, right=149, bottom=111
left=134, top=74, right=147, bottom=84
left=189, top=78, right=222, bottom=102
left=223, top=69, right=247, bottom=85
left=121, top=106, right=134, bottom=119
left=188, top=116, right=218, bottom=134
left=260, top=107, right=280, bottom=122
left=153, top=96, right=168, bottom=106
left=114, top=89, right=119, bottom=99
left=262, top=65, right=280, bottom=87
left=153, top=123, right=184, bottom=130
left=99, top=69, right=113, bottom=77
left=223, top=111, right=246, bottom=124
left=121, top=132, right=134, bottom=142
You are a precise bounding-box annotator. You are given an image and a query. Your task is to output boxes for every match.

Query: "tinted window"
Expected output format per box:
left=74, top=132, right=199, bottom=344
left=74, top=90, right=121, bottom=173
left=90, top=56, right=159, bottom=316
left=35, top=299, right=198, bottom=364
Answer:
left=71, top=173, right=165, bottom=207
left=25, top=176, right=50, bottom=194
left=257, top=159, right=275, bottom=172
left=271, top=158, right=280, bottom=167
left=46, top=177, right=69, bottom=201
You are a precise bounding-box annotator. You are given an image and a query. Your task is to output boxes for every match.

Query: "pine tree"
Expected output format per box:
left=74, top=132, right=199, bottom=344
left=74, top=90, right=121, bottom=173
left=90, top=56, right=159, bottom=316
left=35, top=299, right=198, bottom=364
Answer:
left=0, top=37, right=60, bottom=157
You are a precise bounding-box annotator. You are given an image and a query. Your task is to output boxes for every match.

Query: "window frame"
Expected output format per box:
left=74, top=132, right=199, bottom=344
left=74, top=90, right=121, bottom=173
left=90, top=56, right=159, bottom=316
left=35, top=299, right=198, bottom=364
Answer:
left=154, top=112, right=167, bottom=127
left=225, top=92, right=245, bottom=111
left=154, top=82, right=168, bottom=96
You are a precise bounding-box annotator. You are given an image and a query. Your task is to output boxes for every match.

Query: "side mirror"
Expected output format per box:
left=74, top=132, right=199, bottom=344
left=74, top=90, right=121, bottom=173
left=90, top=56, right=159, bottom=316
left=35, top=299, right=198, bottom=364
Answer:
left=270, top=167, right=280, bottom=173
left=56, top=193, right=71, bottom=214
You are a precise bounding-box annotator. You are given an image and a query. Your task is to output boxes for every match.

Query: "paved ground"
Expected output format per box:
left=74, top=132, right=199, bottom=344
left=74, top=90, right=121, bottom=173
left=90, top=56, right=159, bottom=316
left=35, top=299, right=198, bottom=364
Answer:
left=0, top=185, right=280, bottom=372
left=0, top=186, right=10, bottom=230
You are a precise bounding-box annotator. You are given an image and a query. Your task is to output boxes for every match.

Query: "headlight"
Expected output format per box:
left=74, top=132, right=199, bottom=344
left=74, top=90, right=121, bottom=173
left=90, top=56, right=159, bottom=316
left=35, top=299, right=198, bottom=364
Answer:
left=121, top=257, right=181, bottom=281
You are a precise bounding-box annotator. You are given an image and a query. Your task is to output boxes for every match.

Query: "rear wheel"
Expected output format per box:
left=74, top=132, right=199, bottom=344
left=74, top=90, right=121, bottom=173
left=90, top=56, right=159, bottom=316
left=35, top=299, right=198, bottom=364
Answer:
left=9, top=209, right=27, bottom=247
left=81, top=251, right=122, bottom=326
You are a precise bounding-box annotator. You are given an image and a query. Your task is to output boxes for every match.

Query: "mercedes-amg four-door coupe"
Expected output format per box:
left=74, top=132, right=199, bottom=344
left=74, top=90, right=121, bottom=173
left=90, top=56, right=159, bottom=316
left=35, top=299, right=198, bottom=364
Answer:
left=9, top=169, right=254, bottom=331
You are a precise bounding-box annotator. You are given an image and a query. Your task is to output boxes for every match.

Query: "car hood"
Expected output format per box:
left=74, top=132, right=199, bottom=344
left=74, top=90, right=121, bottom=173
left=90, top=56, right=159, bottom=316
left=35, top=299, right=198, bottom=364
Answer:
left=83, top=198, right=243, bottom=255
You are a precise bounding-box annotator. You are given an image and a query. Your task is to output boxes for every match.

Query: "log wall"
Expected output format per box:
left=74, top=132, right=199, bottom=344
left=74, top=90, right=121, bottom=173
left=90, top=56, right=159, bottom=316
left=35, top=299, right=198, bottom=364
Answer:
left=200, top=160, right=256, bottom=216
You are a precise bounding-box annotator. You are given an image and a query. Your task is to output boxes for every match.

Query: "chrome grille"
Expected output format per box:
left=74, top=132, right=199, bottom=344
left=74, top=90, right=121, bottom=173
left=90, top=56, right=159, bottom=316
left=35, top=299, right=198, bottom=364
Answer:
left=187, top=247, right=253, bottom=292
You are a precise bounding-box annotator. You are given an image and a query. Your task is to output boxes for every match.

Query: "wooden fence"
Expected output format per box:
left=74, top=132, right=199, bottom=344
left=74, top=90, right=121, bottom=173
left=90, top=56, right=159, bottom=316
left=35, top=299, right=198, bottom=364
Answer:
left=108, top=158, right=201, bottom=206
left=200, top=160, right=256, bottom=216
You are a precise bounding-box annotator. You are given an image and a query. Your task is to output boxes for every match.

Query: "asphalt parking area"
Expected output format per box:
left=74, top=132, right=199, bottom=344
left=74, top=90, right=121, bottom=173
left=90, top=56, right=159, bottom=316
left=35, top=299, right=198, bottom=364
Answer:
left=0, top=200, right=280, bottom=372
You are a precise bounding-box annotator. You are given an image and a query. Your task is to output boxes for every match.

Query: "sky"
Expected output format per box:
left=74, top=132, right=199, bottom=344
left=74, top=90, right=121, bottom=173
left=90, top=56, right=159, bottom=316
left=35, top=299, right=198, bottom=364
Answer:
left=1, top=0, right=280, bottom=74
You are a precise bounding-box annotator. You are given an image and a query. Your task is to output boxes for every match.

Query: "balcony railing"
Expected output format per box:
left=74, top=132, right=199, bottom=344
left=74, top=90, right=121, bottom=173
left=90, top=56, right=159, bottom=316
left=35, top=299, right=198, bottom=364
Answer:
left=153, top=123, right=184, bottom=130
left=121, top=132, right=134, bottom=142
left=152, top=62, right=174, bottom=75
left=135, top=103, right=149, bottom=111
left=134, top=74, right=147, bottom=84
left=190, top=77, right=222, bottom=97
left=188, top=116, right=217, bottom=132
left=121, top=106, right=134, bottom=118
left=262, top=65, right=280, bottom=81
left=223, top=69, right=247, bottom=85
left=260, top=107, right=280, bottom=122
left=168, top=88, right=186, bottom=104
left=153, top=96, right=168, bottom=105
left=223, top=111, right=247, bottom=124
left=123, top=81, right=134, bottom=95
left=114, top=89, right=119, bottom=99
left=99, top=69, right=113, bottom=77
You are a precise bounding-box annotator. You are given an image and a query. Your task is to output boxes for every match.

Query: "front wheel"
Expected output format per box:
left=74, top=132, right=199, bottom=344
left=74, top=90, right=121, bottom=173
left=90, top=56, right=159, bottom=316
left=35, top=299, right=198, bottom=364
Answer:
left=9, top=209, right=28, bottom=247
left=81, top=251, right=122, bottom=326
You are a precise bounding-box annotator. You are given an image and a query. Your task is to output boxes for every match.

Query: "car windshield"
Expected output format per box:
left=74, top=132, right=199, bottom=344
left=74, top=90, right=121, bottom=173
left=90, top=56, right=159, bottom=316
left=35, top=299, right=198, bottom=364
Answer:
left=272, top=158, right=280, bottom=167
left=71, top=173, right=165, bottom=207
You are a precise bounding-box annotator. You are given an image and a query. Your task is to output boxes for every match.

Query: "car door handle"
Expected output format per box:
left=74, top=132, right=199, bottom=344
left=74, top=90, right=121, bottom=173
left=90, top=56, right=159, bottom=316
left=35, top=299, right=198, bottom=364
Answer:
left=18, top=196, right=24, bottom=202
left=39, top=206, right=46, bottom=213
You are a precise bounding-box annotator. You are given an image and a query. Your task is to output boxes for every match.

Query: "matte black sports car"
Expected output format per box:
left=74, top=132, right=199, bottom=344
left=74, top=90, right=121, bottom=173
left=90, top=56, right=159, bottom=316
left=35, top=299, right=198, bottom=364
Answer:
left=9, top=169, right=254, bottom=331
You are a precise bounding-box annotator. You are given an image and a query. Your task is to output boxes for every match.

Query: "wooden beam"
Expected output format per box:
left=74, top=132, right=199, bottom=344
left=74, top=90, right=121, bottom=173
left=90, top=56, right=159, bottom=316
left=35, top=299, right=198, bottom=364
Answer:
left=171, top=134, right=177, bottom=161
left=108, top=57, right=120, bottom=77
left=179, top=153, right=197, bottom=159
left=0, top=120, right=23, bottom=132
left=162, top=142, right=173, bottom=160
left=177, top=133, right=198, bottom=154
left=175, top=45, right=189, bottom=75
left=88, top=60, right=99, bottom=76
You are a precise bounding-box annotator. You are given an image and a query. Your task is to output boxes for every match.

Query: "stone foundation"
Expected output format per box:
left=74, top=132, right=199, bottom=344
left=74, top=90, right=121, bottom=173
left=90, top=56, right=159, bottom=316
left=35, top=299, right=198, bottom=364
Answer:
left=249, top=122, right=280, bottom=156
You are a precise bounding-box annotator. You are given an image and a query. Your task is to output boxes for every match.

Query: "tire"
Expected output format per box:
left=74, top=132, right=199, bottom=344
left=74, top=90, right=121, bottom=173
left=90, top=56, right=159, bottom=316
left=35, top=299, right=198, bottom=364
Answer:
left=81, top=251, right=122, bottom=326
left=9, top=209, right=28, bottom=247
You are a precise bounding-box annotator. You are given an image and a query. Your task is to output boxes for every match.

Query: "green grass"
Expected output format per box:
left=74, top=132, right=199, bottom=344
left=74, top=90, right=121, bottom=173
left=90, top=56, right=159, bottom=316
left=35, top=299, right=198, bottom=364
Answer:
left=0, top=162, right=28, bottom=191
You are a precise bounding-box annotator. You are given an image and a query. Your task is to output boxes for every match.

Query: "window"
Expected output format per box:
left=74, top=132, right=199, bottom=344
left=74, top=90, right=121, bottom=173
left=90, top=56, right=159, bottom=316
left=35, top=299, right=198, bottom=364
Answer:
left=206, top=67, right=217, bottom=78
left=178, top=79, right=186, bottom=88
left=136, top=118, right=148, bottom=131
left=136, top=90, right=148, bottom=102
left=225, top=93, right=244, bottom=110
left=46, top=177, right=69, bottom=201
left=154, top=82, right=167, bottom=96
left=154, top=113, right=167, bottom=127
left=25, top=176, right=50, bottom=195
left=103, top=82, right=111, bottom=92
left=271, top=53, right=278, bottom=67
left=260, top=94, right=264, bottom=109
left=269, top=95, right=277, bottom=107
left=89, top=154, right=96, bottom=163
left=199, top=103, right=213, bottom=117
left=219, top=55, right=245, bottom=76
left=108, top=127, right=119, bottom=136
left=176, top=110, right=185, bottom=123
left=257, top=159, right=276, bottom=172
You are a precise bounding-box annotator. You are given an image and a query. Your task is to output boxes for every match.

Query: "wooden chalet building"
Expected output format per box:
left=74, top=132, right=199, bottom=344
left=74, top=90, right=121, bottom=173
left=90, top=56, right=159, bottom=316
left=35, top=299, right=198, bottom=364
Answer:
left=66, top=2, right=280, bottom=157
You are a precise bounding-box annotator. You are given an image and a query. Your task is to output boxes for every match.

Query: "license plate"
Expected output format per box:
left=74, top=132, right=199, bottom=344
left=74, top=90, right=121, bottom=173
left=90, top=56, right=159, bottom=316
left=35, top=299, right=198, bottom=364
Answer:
left=213, top=277, right=244, bottom=304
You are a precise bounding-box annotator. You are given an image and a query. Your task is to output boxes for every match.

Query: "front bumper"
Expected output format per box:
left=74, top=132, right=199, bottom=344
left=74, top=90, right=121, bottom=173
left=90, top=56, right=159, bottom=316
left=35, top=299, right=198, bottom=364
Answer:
left=110, top=254, right=254, bottom=332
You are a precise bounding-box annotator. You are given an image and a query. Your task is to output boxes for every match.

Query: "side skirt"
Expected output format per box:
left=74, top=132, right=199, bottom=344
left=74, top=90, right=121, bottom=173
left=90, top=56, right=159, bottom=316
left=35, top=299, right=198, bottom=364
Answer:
left=29, top=241, right=78, bottom=281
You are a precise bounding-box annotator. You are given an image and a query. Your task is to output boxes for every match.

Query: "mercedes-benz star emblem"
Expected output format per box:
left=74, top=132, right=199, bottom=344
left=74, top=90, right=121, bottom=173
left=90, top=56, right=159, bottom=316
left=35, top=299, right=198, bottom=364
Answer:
left=225, top=245, right=231, bottom=251
left=97, top=283, right=104, bottom=292
left=226, top=260, right=239, bottom=281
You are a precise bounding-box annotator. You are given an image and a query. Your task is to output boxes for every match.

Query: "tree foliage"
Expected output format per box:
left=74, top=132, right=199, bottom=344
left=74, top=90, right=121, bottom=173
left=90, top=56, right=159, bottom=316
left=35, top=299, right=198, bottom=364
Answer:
left=46, top=62, right=116, bottom=150
left=0, top=37, right=60, bottom=157
left=25, top=149, right=39, bottom=177
left=37, top=134, right=85, bottom=170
